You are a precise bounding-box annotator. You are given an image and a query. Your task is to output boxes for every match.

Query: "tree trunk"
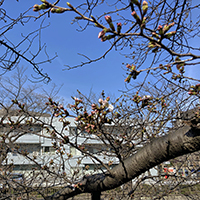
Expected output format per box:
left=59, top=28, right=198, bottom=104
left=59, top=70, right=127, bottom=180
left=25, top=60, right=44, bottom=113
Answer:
left=47, top=125, right=200, bottom=199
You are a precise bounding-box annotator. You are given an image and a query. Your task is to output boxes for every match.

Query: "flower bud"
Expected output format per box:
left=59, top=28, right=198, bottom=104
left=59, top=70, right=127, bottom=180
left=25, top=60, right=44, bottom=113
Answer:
left=33, top=4, right=40, bottom=11
left=109, top=22, right=115, bottom=31
left=165, top=31, right=176, bottom=38
left=98, top=28, right=108, bottom=39
left=117, top=23, right=122, bottom=33
left=131, top=11, right=141, bottom=24
left=105, top=15, right=112, bottom=24
left=163, top=22, right=175, bottom=33
left=142, top=1, right=148, bottom=15
left=152, top=32, right=160, bottom=39
left=157, top=25, right=163, bottom=35
left=55, top=7, right=66, bottom=13
left=39, top=3, right=48, bottom=10
left=51, top=8, right=57, bottom=13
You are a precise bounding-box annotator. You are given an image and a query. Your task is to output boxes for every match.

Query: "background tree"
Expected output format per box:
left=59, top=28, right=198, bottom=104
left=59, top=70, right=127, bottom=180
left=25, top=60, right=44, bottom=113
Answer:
left=0, top=0, right=200, bottom=200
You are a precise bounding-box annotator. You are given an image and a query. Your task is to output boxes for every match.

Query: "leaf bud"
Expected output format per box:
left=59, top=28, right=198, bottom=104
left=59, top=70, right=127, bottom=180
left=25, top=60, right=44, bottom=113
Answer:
left=117, top=23, right=122, bottom=33
left=67, top=2, right=73, bottom=9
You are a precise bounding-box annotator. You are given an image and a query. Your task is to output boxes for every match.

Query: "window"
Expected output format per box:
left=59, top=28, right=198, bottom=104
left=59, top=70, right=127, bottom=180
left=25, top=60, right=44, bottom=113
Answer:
left=29, top=125, right=42, bottom=133
left=44, top=146, right=55, bottom=154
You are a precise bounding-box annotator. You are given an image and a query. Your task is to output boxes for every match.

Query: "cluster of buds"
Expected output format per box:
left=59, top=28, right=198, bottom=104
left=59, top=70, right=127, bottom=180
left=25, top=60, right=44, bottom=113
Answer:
left=157, top=23, right=176, bottom=39
left=148, top=40, right=160, bottom=53
left=98, top=28, right=115, bottom=42
left=132, top=92, right=167, bottom=110
left=188, top=84, right=200, bottom=95
left=140, top=95, right=153, bottom=108
left=12, top=99, right=25, bottom=111
left=41, top=165, right=48, bottom=170
left=132, top=91, right=141, bottom=103
left=160, top=97, right=167, bottom=108
left=130, top=1, right=148, bottom=26
left=33, top=0, right=50, bottom=11
left=172, top=74, right=182, bottom=81
left=98, top=15, right=122, bottom=42
left=125, top=64, right=140, bottom=83
left=105, top=15, right=115, bottom=31
left=142, top=1, right=148, bottom=16
left=149, top=22, right=176, bottom=52
left=131, top=11, right=141, bottom=24
left=56, top=147, right=65, bottom=155
left=74, top=97, right=113, bottom=134
left=51, top=7, right=66, bottom=13
left=175, top=56, right=185, bottom=74
left=163, top=64, right=172, bottom=75
left=147, top=105, right=157, bottom=113
left=46, top=98, right=69, bottom=124
left=98, top=97, right=114, bottom=112
left=70, top=97, right=83, bottom=111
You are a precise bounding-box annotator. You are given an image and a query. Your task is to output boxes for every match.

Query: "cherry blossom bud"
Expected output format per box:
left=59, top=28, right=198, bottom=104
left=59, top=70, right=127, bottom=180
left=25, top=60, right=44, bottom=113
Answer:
left=157, top=25, right=163, bottom=35
left=165, top=31, right=176, bottom=38
left=131, top=11, right=141, bottom=24
left=105, top=15, right=112, bottom=24
left=152, top=32, right=160, bottom=39
left=163, top=22, right=175, bottom=33
left=39, top=3, right=48, bottom=9
left=98, top=28, right=108, bottom=38
left=33, top=4, right=40, bottom=11
left=117, top=23, right=122, bottom=33
left=142, top=1, right=148, bottom=15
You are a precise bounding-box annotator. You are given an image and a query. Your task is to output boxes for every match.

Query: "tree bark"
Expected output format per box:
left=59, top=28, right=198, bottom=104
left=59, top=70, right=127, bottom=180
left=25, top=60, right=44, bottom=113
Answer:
left=47, top=125, right=200, bottom=199
left=91, top=191, right=101, bottom=200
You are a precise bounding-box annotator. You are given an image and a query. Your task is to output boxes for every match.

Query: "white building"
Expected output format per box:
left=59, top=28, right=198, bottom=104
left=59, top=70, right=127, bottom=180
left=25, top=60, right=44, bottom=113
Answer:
left=1, top=115, right=119, bottom=184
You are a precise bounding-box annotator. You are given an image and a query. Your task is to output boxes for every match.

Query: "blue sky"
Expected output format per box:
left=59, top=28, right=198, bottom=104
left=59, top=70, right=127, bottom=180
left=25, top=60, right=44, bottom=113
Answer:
left=1, top=1, right=200, bottom=104
left=1, top=1, right=131, bottom=103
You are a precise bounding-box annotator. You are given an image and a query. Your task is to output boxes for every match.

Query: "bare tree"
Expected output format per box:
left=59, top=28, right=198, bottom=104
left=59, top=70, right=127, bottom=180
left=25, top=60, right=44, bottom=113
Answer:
left=1, top=0, right=200, bottom=200
left=0, top=0, right=57, bottom=82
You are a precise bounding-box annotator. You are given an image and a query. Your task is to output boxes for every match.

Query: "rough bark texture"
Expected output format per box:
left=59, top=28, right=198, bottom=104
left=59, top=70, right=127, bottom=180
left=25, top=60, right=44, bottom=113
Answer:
left=47, top=125, right=200, bottom=199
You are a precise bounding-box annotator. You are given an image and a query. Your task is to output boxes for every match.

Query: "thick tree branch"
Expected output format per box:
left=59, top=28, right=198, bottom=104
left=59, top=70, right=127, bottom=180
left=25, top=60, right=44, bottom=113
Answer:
left=47, top=124, right=200, bottom=199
